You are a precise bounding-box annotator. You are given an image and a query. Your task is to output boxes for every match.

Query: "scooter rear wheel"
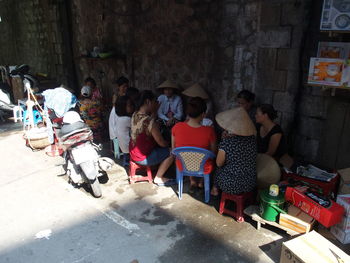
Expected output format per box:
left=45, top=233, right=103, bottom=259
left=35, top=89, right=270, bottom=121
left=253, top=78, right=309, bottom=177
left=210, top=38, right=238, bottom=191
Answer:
left=90, top=179, right=102, bottom=198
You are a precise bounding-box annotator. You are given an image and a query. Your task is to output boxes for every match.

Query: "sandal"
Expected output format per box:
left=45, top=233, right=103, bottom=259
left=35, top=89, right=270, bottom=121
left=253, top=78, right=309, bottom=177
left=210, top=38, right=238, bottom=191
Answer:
left=154, top=179, right=177, bottom=186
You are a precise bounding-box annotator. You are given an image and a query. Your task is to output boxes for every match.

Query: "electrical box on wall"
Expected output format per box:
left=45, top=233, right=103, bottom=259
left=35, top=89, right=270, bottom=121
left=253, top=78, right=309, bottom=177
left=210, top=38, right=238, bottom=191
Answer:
left=320, top=0, right=350, bottom=31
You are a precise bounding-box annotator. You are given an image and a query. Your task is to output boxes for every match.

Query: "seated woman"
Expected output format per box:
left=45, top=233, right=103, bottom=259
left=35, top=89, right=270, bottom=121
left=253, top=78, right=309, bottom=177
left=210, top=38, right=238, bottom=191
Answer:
left=236, top=89, right=256, bottom=122
left=84, top=77, right=102, bottom=101
left=129, top=90, right=175, bottom=186
left=112, top=76, right=129, bottom=105
left=113, top=96, right=134, bottom=154
left=182, top=83, right=213, bottom=126
left=172, top=97, right=216, bottom=189
left=255, top=104, right=287, bottom=160
left=79, top=86, right=104, bottom=141
left=157, top=80, right=183, bottom=126
left=211, top=107, right=257, bottom=196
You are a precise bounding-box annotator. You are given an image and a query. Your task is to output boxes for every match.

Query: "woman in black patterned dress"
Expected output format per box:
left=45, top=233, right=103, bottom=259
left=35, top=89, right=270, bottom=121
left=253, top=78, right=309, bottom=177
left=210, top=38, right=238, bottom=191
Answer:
left=211, top=107, right=257, bottom=196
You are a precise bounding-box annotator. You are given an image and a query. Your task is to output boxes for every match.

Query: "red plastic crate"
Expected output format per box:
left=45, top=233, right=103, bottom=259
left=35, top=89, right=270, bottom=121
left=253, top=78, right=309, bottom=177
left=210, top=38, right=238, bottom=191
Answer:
left=285, top=186, right=344, bottom=228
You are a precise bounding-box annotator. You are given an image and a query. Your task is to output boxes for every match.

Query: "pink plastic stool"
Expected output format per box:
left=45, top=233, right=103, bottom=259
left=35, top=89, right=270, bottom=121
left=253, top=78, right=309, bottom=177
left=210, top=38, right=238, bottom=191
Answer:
left=219, top=191, right=255, bottom=222
left=129, top=160, right=153, bottom=184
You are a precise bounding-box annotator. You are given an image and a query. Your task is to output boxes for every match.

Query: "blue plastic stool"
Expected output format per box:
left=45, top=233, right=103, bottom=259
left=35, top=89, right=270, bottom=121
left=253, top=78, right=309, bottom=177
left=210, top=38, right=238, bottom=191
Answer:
left=112, top=138, right=122, bottom=159
left=23, top=110, right=43, bottom=126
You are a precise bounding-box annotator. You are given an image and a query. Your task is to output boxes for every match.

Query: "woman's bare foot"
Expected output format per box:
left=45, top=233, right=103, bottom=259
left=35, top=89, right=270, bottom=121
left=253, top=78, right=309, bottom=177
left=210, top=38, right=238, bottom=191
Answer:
left=197, top=179, right=204, bottom=189
left=189, top=176, right=198, bottom=187
left=211, top=186, right=219, bottom=196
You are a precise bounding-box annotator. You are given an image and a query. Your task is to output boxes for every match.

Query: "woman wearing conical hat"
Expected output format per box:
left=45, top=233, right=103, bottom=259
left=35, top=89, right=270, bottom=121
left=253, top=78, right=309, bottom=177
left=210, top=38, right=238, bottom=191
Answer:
left=211, top=106, right=257, bottom=196
left=157, top=80, right=184, bottom=127
left=182, top=83, right=213, bottom=126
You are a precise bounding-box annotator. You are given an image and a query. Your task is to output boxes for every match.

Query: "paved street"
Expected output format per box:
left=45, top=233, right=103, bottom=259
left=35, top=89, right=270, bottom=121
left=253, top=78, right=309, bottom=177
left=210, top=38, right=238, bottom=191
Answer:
left=0, top=122, right=289, bottom=263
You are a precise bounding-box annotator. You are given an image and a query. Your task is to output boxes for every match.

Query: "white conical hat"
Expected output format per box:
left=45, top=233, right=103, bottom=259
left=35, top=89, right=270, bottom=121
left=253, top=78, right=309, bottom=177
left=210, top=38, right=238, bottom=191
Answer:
left=256, top=153, right=281, bottom=189
left=157, top=79, right=179, bottom=89
left=182, top=83, right=209, bottom=99
left=215, top=106, right=256, bottom=136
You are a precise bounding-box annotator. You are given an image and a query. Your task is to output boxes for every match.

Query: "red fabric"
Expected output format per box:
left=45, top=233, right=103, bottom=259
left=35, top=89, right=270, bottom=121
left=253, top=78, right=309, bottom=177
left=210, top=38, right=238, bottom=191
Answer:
left=172, top=122, right=216, bottom=174
left=129, top=132, right=157, bottom=162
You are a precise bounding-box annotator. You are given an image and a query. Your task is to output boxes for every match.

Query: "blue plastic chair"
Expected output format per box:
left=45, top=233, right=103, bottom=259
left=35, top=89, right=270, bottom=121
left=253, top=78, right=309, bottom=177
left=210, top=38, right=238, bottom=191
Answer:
left=172, top=147, right=216, bottom=203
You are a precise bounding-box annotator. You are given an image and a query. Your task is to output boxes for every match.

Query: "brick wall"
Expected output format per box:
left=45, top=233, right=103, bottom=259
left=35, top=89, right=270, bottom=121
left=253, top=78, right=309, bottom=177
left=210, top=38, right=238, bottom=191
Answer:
left=2, top=0, right=350, bottom=168
left=0, top=0, right=68, bottom=86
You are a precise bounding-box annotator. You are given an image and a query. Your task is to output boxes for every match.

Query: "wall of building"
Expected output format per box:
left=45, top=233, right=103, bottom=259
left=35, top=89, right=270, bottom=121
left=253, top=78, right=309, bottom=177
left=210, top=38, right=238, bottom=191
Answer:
left=1, top=0, right=350, bottom=169
left=0, top=0, right=70, bottom=86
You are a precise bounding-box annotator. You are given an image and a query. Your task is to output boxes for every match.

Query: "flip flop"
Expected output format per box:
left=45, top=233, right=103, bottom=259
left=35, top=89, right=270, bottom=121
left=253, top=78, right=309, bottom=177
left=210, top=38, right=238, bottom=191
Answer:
left=154, top=179, right=177, bottom=186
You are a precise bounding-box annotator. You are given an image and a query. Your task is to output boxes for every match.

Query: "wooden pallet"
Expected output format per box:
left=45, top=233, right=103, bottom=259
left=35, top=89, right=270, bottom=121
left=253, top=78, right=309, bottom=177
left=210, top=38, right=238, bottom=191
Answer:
left=244, top=205, right=299, bottom=236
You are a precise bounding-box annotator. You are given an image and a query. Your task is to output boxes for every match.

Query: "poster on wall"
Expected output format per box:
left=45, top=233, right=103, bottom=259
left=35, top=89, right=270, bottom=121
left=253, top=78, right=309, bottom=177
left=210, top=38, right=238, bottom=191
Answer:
left=307, top=57, right=350, bottom=87
left=320, top=0, right=350, bottom=31
left=317, top=42, right=350, bottom=59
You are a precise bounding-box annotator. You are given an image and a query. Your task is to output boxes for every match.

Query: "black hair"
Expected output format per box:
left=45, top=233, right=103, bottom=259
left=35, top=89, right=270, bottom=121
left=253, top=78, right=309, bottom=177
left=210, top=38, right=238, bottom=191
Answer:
left=115, top=95, right=133, bottom=117
left=258, top=104, right=278, bottom=120
left=84, top=77, right=96, bottom=87
left=126, top=87, right=139, bottom=102
left=115, top=76, right=129, bottom=86
left=237, top=90, right=255, bottom=102
left=136, top=90, right=155, bottom=110
left=187, top=97, right=207, bottom=118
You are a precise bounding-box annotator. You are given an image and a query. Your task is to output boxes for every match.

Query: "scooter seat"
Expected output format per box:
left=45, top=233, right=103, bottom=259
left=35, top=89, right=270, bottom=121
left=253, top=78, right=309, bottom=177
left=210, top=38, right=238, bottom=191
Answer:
left=60, top=122, right=89, bottom=137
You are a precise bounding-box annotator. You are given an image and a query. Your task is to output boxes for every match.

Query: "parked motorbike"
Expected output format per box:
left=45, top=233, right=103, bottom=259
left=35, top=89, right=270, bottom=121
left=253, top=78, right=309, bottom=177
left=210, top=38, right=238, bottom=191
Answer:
left=0, top=66, right=15, bottom=121
left=58, top=111, right=111, bottom=198
left=9, top=64, right=39, bottom=93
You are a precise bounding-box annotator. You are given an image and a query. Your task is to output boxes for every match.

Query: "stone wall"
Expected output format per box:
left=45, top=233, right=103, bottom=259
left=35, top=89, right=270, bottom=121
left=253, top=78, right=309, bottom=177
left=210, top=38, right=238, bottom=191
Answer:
left=0, top=0, right=69, bottom=86
left=2, top=0, right=350, bottom=168
left=72, top=0, right=260, bottom=112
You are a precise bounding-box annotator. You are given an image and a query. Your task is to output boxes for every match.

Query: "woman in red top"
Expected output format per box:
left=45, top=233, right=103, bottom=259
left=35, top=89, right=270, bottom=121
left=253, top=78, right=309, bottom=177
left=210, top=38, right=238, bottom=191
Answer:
left=129, top=90, right=175, bottom=186
left=172, top=97, right=217, bottom=189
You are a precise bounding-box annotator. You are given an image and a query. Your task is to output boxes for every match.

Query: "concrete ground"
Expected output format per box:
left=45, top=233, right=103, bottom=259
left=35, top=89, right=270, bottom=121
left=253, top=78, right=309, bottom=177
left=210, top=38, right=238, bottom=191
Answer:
left=1, top=120, right=344, bottom=263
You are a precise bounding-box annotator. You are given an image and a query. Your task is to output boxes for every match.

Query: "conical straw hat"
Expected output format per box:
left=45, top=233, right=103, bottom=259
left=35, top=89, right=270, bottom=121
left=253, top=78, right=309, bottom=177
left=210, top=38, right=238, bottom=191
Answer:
left=157, top=79, right=179, bottom=89
left=182, top=83, right=209, bottom=99
left=215, top=106, right=256, bottom=136
left=256, top=153, right=281, bottom=189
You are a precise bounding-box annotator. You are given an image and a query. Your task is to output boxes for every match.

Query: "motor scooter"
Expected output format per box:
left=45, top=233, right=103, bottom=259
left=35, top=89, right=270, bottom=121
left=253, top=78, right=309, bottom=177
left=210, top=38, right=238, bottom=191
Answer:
left=9, top=64, right=39, bottom=93
left=58, top=111, right=111, bottom=198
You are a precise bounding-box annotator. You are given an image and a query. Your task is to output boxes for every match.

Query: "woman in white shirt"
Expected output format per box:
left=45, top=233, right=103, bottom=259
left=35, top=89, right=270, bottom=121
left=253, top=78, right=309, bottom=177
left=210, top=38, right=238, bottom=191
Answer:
left=157, top=79, right=183, bottom=126
left=109, top=96, right=134, bottom=153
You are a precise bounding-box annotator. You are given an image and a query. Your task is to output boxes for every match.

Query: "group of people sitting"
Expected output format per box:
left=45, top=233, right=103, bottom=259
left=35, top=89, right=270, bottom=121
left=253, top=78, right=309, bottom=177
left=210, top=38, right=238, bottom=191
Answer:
left=80, top=76, right=290, bottom=197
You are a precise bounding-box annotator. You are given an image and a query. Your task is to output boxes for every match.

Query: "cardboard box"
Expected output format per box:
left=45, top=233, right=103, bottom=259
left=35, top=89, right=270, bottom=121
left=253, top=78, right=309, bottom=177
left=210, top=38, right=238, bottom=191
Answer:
left=285, top=187, right=345, bottom=227
left=338, top=168, right=350, bottom=195
left=336, top=216, right=350, bottom=232
left=331, top=225, right=350, bottom=244
left=11, top=76, right=24, bottom=103
left=337, top=194, right=350, bottom=218
left=279, top=205, right=315, bottom=233
left=280, top=231, right=350, bottom=263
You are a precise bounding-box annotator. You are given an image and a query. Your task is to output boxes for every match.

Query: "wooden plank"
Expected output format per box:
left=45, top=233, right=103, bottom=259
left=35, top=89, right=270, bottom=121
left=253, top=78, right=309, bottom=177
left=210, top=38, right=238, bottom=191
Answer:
left=244, top=205, right=299, bottom=236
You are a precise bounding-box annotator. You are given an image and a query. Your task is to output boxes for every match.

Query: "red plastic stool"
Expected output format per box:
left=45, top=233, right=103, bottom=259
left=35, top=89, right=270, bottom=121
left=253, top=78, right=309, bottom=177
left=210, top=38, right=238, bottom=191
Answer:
left=129, top=160, right=153, bottom=184
left=219, top=191, right=255, bottom=222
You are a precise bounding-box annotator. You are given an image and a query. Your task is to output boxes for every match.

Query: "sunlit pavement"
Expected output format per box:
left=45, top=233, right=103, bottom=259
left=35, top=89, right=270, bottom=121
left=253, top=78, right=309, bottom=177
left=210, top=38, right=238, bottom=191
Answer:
left=0, top=122, right=288, bottom=263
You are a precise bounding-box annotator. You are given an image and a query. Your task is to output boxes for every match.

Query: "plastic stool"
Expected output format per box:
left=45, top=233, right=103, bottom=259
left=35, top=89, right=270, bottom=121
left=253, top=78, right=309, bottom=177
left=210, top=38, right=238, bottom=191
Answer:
left=23, top=110, right=43, bottom=126
left=13, top=105, right=23, bottom=122
left=129, top=160, right=153, bottom=184
left=219, top=191, right=255, bottom=222
left=112, top=138, right=124, bottom=159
